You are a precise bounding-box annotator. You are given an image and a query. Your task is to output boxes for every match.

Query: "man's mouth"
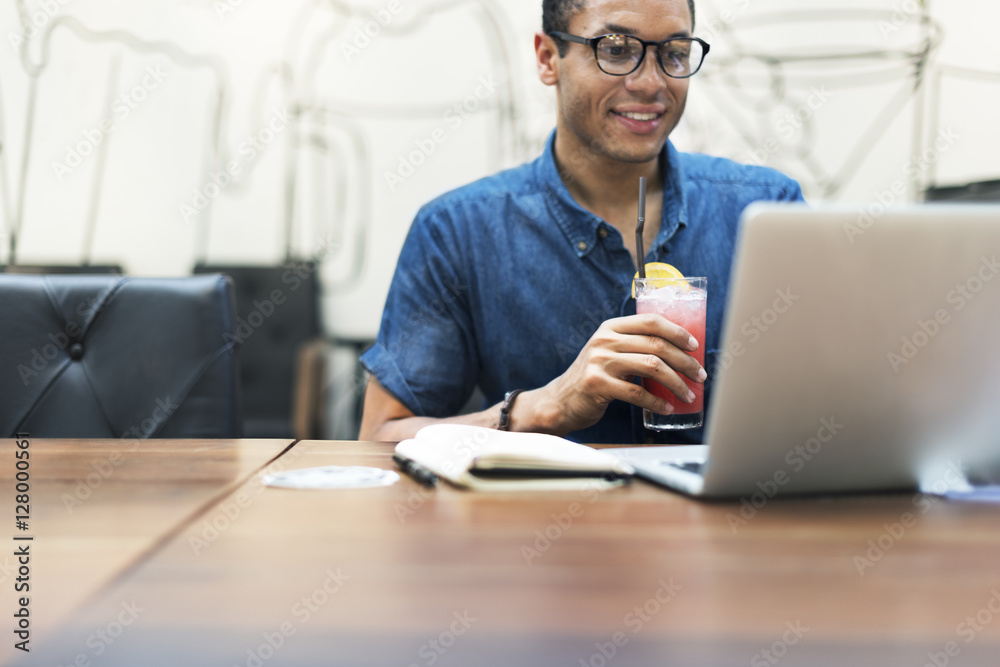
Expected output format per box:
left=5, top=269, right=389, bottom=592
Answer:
left=614, top=111, right=661, bottom=121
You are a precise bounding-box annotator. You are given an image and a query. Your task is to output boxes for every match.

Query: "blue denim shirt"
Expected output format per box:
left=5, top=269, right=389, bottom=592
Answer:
left=361, top=131, right=804, bottom=443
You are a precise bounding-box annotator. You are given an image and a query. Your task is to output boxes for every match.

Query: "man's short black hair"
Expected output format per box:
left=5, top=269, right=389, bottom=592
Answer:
left=543, top=0, right=697, bottom=56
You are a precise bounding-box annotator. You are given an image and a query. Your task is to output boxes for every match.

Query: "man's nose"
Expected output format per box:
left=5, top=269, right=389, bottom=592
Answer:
left=625, top=45, right=668, bottom=94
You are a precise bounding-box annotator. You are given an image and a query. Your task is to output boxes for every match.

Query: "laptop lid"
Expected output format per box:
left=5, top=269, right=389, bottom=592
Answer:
left=684, top=202, right=1000, bottom=498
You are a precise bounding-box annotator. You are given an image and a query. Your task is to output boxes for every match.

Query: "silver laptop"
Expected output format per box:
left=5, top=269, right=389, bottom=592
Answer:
left=613, top=203, right=1000, bottom=498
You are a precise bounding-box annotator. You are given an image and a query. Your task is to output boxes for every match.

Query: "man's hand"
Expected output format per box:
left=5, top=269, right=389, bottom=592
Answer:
left=358, top=314, right=705, bottom=441
left=521, top=313, right=706, bottom=435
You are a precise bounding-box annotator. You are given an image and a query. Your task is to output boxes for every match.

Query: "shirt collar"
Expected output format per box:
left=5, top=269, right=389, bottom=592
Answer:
left=535, top=130, right=688, bottom=261
left=650, top=139, right=689, bottom=258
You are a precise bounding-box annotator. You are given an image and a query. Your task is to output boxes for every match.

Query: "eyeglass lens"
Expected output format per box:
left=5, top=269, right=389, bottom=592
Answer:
left=595, top=35, right=704, bottom=77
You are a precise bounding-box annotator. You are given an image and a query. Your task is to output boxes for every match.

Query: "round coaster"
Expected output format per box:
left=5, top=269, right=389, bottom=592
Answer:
left=262, top=466, right=400, bottom=489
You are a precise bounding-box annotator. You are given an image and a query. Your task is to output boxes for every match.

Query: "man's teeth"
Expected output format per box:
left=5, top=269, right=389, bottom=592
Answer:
left=618, top=111, right=658, bottom=121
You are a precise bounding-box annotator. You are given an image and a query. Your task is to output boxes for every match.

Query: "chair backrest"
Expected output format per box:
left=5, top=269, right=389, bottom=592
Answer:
left=1, top=265, right=125, bottom=275
left=924, top=179, right=1000, bottom=203
left=193, top=263, right=320, bottom=438
left=0, top=274, right=242, bottom=438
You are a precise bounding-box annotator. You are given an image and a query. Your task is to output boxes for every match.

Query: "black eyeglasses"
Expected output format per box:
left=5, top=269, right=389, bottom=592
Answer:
left=549, top=32, right=710, bottom=78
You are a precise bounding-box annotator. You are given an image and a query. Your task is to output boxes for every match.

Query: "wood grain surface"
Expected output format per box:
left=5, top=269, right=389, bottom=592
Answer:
left=14, top=439, right=1000, bottom=667
left=0, top=437, right=292, bottom=665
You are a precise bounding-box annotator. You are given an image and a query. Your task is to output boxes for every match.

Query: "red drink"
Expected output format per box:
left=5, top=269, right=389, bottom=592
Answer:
left=635, top=278, right=707, bottom=430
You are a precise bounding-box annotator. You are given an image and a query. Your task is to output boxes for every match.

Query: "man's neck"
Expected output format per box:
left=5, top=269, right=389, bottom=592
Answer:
left=552, top=130, right=665, bottom=220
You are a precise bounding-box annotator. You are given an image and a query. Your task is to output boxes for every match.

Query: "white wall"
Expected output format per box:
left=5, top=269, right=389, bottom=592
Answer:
left=2, top=0, right=998, bottom=346
left=680, top=0, right=1000, bottom=203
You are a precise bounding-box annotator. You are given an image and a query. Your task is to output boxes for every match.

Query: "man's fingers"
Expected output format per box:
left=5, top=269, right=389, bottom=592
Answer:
left=606, top=353, right=697, bottom=403
left=607, top=335, right=705, bottom=384
left=575, top=351, right=685, bottom=411
left=577, top=315, right=706, bottom=411
left=606, top=377, right=675, bottom=415
left=608, top=313, right=699, bottom=351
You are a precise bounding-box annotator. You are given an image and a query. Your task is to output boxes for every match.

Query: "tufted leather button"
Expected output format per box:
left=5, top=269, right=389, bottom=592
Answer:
left=69, top=343, right=84, bottom=361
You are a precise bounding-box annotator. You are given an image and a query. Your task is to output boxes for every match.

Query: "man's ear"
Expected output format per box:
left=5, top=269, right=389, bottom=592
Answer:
left=535, top=32, right=559, bottom=86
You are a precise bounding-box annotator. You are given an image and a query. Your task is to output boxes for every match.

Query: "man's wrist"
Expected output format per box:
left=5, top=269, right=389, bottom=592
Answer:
left=507, top=388, right=563, bottom=435
left=498, top=390, right=524, bottom=431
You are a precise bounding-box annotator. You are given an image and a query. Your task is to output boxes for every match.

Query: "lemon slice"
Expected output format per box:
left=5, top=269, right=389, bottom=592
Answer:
left=631, top=262, right=685, bottom=298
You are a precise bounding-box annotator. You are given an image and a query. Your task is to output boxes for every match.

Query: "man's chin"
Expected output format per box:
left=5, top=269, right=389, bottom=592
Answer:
left=604, top=145, right=664, bottom=165
left=600, top=131, right=668, bottom=164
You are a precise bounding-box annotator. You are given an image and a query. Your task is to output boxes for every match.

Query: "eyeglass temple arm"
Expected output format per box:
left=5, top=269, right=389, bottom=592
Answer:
left=549, top=31, right=592, bottom=46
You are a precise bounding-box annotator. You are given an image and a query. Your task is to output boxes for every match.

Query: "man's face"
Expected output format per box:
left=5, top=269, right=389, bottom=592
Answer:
left=552, top=0, right=693, bottom=165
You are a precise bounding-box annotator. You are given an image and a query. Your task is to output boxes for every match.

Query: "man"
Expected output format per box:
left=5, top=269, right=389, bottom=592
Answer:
left=359, top=0, right=803, bottom=443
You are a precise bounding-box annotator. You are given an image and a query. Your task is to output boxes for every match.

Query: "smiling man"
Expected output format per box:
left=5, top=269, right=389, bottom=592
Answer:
left=359, top=0, right=804, bottom=444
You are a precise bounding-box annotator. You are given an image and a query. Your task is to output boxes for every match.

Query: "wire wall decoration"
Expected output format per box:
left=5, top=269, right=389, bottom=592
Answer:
left=0, top=0, right=532, bottom=283
left=685, top=1, right=1000, bottom=200
left=1, top=0, right=998, bottom=278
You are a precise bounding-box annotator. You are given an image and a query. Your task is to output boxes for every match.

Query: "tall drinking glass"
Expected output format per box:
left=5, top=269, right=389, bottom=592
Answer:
left=635, top=276, right=707, bottom=430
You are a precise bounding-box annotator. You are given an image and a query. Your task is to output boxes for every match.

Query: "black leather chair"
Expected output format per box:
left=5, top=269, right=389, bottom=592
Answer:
left=2, top=265, right=124, bottom=275
left=193, top=263, right=323, bottom=438
left=0, top=274, right=241, bottom=438
left=925, top=179, right=1000, bottom=203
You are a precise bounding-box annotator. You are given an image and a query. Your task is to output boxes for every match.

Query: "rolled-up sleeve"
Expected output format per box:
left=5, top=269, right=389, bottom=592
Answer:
left=360, top=206, right=479, bottom=418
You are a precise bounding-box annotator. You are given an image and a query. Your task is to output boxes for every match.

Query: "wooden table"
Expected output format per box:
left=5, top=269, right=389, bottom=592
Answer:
left=0, top=437, right=292, bottom=666
left=12, top=439, right=1000, bottom=666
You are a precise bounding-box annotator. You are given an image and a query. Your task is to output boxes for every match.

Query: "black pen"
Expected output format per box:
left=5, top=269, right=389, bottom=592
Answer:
left=393, top=453, right=439, bottom=488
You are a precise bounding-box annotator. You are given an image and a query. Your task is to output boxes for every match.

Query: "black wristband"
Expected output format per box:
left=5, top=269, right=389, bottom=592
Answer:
left=498, top=389, right=525, bottom=431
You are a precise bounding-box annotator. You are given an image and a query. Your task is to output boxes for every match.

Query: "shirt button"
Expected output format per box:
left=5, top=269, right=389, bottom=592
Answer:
left=577, top=241, right=588, bottom=252
left=598, top=227, right=608, bottom=239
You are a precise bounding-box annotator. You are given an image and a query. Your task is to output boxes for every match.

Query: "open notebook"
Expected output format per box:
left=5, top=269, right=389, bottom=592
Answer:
left=394, top=424, right=634, bottom=491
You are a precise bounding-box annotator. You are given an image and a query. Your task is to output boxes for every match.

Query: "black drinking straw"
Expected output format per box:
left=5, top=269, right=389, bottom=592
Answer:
left=635, top=177, right=647, bottom=279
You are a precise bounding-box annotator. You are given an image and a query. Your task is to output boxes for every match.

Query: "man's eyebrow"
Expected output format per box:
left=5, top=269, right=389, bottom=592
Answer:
left=602, top=22, right=635, bottom=35
left=601, top=22, right=691, bottom=39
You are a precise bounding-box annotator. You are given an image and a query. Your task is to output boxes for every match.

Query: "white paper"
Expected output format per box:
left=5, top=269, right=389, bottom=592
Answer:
left=263, top=466, right=400, bottom=489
